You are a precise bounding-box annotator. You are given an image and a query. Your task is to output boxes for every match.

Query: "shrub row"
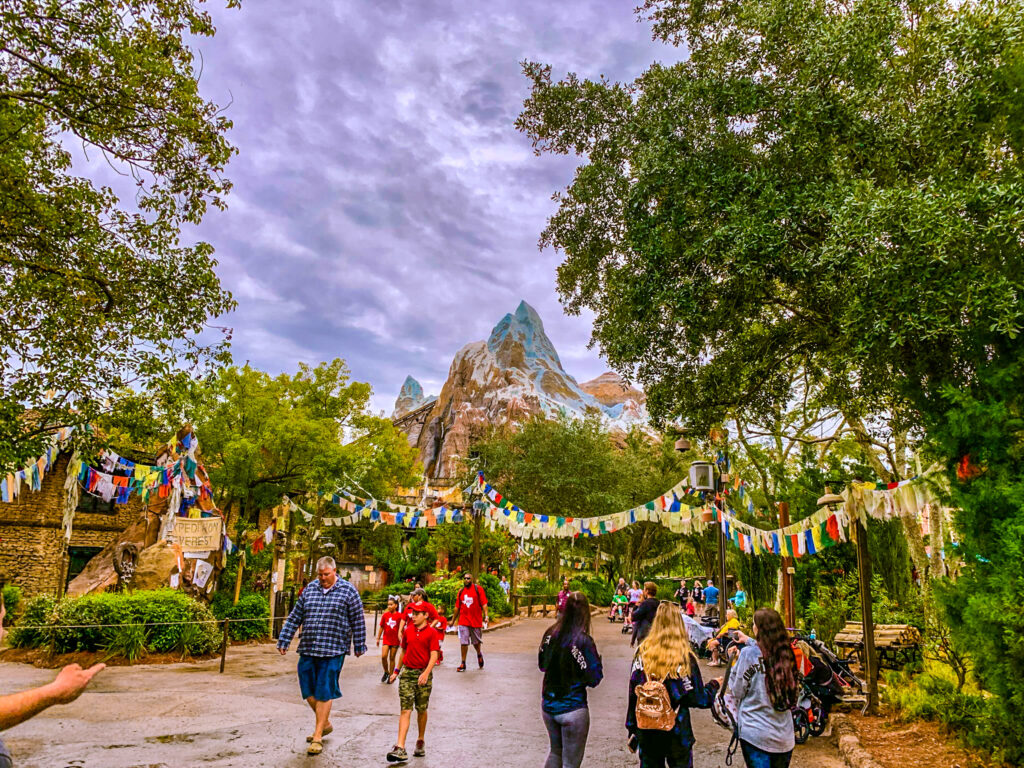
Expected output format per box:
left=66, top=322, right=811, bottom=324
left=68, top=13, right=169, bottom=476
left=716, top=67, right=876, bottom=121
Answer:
left=8, top=590, right=221, bottom=658
left=210, top=592, right=270, bottom=641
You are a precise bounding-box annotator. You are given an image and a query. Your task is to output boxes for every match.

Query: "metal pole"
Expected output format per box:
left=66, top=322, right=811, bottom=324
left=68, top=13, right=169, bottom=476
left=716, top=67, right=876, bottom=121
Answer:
left=778, top=502, right=796, bottom=628
left=715, top=470, right=727, bottom=621
left=855, top=517, right=879, bottom=713
left=219, top=619, right=229, bottom=673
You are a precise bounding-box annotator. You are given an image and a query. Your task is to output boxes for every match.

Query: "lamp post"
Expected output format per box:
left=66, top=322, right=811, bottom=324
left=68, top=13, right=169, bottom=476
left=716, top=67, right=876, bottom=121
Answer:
left=818, top=485, right=877, bottom=713
left=687, top=455, right=728, bottom=621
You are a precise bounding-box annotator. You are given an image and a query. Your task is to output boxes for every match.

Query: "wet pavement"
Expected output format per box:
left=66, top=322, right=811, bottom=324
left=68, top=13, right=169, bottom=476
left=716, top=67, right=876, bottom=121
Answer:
left=0, top=615, right=845, bottom=767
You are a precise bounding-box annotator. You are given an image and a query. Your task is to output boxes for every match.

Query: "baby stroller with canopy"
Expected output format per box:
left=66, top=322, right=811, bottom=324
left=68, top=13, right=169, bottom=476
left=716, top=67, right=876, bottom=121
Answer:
left=791, top=631, right=867, bottom=737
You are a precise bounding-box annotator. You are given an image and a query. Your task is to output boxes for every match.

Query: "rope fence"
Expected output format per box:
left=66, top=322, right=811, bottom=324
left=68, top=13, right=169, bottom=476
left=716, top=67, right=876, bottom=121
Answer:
left=4, top=616, right=277, bottom=674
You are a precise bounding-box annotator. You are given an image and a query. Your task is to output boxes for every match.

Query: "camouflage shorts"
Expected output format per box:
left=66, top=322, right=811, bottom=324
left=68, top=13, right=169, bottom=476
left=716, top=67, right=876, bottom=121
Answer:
left=398, top=667, right=433, bottom=711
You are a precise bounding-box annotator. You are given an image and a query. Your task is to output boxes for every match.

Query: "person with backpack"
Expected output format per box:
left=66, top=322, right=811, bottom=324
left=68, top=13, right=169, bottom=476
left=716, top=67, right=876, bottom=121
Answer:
left=538, top=591, right=603, bottom=768
left=453, top=572, right=489, bottom=672
left=727, top=608, right=798, bottom=768
left=626, top=602, right=720, bottom=767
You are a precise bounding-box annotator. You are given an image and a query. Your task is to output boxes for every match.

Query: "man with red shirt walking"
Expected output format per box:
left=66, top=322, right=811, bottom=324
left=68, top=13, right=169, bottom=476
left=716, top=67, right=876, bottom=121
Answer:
left=387, top=605, right=441, bottom=763
left=453, top=572, right=488, bottom=672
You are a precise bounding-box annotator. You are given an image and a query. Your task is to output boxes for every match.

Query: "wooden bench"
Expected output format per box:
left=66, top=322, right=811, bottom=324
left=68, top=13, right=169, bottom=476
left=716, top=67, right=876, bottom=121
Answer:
left=834, top=622, right=922, bottom=670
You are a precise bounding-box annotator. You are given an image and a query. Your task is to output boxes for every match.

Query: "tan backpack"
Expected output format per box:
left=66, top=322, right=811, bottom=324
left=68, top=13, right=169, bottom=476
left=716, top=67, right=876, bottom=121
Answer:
left=634, top=667, right=679, bottom=731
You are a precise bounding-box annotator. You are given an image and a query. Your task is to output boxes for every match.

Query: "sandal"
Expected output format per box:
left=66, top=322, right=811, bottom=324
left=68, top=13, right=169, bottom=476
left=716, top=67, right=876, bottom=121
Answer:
left=456, top=663, right=466, bottom=672
left=307, top=725, right=333, bottom=742
left=307, top=739, right=323, bottom=756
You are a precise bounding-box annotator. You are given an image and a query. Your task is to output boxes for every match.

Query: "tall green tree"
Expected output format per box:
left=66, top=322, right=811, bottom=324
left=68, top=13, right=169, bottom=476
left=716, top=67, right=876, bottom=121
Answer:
left=0, top=0, right=239, bottom=469
left=517, top=0, right=1024, bottom=442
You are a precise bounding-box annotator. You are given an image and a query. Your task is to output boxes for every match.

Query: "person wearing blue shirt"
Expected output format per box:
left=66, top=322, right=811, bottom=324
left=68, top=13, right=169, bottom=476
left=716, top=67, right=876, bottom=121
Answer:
left=703, top=580, right=720, bottom=618
left=278, top=556, right=367, bottom=756
left=732, top=581, right=748, bottom=608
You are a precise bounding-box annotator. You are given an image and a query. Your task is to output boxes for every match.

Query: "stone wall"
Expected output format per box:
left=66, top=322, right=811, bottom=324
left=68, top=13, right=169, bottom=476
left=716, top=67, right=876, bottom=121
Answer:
left=0, top=453, right=165, bottom=598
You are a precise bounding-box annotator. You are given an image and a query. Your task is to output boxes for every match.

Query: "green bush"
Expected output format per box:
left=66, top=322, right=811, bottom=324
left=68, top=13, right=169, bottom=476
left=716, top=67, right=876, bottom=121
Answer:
left=521, top=577, right=557, bottom=596
left=2, top=585, right=23, bottom=622
left=568, top=575, right=613, bottom=607
left=211, top=593, right=270, bottom=641
left=882, top=665, right=1024, bottom=764
left=7, top=596, right=55, bottom=649
left=132, top=590, right=219, bottom=655
left=102, top=622, right=149, bottom=662
left=8, top=590, right=218, bottom=657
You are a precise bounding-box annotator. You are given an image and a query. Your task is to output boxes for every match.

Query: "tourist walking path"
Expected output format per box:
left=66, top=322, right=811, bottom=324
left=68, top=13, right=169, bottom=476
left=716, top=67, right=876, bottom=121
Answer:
left=0, top=615, right=843, bottom=767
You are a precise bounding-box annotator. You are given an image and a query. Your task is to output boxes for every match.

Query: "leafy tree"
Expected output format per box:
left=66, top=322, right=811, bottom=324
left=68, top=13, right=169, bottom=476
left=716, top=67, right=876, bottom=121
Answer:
left=0, top=0, right=239, bottom=470
left=931, top=355, right=1024, bottom=753
left=517, top=0, right=1024, bottom=442
left=471, top=413, right=695, bottom=581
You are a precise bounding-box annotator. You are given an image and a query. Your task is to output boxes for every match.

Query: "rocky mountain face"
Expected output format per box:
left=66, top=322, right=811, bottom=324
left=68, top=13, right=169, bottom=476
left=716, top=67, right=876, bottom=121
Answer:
left=392, top=376, right=436, bottom=419
left=393, top=300, right=649, bottom=479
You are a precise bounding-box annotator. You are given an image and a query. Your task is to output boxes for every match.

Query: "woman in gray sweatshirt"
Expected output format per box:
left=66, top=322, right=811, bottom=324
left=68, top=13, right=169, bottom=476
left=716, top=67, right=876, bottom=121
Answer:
left=727, top=608, right=798, bottom=768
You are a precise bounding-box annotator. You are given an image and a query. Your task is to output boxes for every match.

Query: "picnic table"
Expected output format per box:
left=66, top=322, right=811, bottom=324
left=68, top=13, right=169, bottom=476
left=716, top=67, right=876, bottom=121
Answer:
left=833, top=622, right=922, bottom=670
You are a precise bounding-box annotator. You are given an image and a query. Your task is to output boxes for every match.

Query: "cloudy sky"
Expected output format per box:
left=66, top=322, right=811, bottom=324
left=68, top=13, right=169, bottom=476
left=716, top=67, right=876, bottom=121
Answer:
left=185, top=1, right=681, bottom=413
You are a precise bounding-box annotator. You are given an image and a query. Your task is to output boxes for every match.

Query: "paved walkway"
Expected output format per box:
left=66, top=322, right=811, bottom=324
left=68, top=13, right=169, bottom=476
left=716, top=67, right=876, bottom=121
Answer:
left=0, top=616, right=844, bottom=767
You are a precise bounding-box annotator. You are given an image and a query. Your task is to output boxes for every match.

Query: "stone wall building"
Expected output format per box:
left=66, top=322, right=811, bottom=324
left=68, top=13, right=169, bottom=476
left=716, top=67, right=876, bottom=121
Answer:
left=0, top=453, right=167, bottom=598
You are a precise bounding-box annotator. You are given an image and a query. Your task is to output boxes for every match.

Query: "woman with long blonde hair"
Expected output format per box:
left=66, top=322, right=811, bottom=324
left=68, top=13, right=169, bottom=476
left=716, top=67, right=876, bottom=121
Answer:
left=626, top=603, right=720, bottom=767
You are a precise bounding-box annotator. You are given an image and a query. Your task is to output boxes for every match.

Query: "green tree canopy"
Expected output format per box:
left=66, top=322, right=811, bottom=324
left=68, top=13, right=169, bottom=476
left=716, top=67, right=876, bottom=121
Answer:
left=517, top=0, right=1024, bottom=436
left=0, top=0, right=239, bottom=469
left=105, top=359, right=421, bottom=523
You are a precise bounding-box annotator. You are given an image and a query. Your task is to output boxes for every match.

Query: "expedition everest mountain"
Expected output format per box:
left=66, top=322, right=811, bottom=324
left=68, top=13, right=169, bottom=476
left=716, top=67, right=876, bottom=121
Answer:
left=391, top=300, right=649, bottom=479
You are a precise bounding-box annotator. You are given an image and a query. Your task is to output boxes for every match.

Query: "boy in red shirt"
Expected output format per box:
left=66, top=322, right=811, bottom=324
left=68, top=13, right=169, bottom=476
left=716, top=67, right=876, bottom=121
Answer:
left=376, top=596, right=402, bottom=683
left=453, top=572, right=488, bottom=672
left=386, top=605, right=440, bottom=763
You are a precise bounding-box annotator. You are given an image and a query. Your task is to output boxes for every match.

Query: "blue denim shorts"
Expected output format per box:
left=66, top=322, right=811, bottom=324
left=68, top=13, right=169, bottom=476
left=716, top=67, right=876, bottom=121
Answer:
left=297, top=654, right=345, bottom=701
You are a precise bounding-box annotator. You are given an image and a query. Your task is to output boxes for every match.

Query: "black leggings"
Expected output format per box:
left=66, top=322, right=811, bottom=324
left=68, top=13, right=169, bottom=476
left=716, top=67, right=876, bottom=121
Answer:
left=636, top=732, right=694, bottom=768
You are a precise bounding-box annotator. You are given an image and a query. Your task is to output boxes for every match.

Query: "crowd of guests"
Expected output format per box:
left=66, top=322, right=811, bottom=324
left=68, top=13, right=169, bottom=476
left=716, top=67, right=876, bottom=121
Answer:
left=540, top=587, right=797, bottom=768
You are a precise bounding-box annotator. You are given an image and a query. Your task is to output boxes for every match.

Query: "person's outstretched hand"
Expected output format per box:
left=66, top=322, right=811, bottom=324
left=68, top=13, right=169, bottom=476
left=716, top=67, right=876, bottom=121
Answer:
left=48, top=663, right=105, bottom=704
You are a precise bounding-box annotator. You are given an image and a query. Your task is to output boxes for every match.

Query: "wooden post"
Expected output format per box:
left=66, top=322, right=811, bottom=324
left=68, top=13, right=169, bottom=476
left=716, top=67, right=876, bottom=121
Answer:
left=470, top=505, right=481, bottom=579
left=233, top=549, right=245, bottom=605
left=778, top=502, right=796, bottom=629
left=219, top=619, right=230, bottom=674
left=855, top=518, right=879, bottom=713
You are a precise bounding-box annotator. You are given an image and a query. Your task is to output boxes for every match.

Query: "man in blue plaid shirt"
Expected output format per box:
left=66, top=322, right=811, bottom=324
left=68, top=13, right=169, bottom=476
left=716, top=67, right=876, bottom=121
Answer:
left=278, top=555, right=366, bottom=756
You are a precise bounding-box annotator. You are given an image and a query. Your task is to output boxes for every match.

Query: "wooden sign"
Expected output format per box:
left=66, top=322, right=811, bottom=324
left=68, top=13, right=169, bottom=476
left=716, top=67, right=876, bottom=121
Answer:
left=167, top=517, right=223, bottom=552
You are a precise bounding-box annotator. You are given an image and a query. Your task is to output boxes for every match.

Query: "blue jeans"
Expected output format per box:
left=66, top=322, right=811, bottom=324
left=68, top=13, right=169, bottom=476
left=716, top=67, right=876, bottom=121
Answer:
left=740, top=739, right=793, bottom=768
left=542, top=706, right=590, bottom=768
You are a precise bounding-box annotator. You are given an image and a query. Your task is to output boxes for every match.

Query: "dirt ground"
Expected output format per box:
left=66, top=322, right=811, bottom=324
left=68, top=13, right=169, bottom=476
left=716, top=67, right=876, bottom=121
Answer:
left=0, top=615, right=846, bottom=768
left=847, top=712, right=1004, bottom=768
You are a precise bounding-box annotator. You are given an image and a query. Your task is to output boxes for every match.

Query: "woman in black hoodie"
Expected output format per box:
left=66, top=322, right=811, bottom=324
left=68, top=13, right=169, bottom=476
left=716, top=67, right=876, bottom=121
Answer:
left=538, top=591, right=604, bottom=768
left=630, top=582, right=660, bottom=647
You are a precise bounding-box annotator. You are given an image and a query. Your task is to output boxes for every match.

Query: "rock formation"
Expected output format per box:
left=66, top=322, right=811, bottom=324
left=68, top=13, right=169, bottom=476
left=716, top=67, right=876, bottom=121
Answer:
left=395, top=301, right=650, bottom=479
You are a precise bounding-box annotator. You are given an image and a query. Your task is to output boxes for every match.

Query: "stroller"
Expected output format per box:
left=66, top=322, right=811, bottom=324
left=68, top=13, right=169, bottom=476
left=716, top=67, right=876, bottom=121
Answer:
left=682, top=613, right=715, bottom=658
left=623, top=600, right=638, bottom=634
left=790, top=631, right=866, bottom=741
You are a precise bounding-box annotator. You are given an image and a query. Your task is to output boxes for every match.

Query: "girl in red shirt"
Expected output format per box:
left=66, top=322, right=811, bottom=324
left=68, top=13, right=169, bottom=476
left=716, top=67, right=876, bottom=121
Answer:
left=377, top=597, right=402, bottom=683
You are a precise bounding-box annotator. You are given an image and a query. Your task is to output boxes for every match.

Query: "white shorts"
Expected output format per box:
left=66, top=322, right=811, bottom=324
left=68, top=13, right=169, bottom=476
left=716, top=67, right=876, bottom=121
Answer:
left=458, top=626, right=483, bottom=645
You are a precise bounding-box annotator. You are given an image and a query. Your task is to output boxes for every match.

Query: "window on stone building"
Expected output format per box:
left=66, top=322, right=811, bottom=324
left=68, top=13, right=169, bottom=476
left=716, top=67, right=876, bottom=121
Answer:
left=76, top=494, right=117, bottom=515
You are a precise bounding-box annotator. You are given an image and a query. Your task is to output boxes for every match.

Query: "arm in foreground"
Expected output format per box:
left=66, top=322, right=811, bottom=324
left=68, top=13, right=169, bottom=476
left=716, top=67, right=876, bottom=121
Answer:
left=0, top=663, right=105, bottom=731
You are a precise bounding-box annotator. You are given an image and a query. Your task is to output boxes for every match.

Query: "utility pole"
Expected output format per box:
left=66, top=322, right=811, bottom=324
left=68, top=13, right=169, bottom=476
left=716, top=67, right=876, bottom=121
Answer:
left=778, top=502, right=796, bottom=628
left=716, top=457, right=728, bottom=611
left=470, top=504, right=481, bottom=579
left=855, top=516, right=879, bottom=713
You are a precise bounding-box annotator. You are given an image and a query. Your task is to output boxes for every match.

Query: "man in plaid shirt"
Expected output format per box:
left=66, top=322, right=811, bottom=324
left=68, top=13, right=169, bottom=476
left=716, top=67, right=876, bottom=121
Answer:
left=278, top=556, right=366, bottom=756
